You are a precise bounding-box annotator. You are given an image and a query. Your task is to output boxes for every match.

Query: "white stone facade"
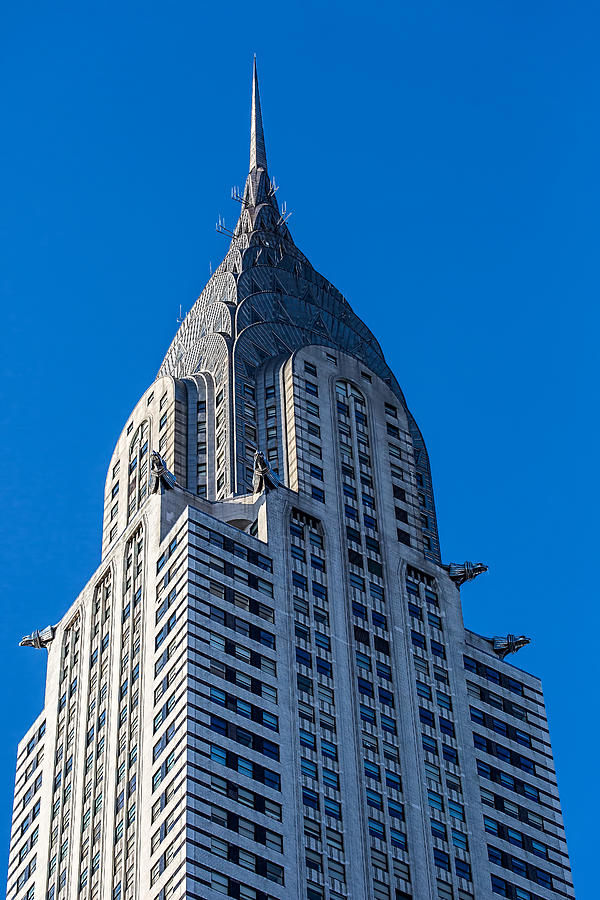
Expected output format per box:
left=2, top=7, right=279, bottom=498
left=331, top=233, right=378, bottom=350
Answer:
left=7, top=65, right=574, bottom=900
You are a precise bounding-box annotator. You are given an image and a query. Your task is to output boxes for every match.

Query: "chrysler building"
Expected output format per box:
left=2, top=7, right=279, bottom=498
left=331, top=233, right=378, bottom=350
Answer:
left=7, top=61, right=574, bottom=900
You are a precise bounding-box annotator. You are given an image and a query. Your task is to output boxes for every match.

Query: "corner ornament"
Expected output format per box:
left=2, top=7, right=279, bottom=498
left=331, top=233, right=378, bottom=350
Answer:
left=150, top=451, right=178, bottom=494
left=489, top=634, right=531, bottom=660
left=444, top=561, right=488, bottom=586
left=253, top=450, right=280, bottom=494
left=20, top=625, right=55, bottom=650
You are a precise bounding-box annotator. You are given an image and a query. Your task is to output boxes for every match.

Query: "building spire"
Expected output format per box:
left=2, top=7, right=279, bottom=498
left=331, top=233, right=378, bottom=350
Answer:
left=250, top=56, right=267, bottom=172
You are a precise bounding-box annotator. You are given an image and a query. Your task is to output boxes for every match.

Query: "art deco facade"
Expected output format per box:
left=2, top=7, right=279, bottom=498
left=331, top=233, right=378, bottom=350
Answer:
left=7, top=63, right=575, bottom=900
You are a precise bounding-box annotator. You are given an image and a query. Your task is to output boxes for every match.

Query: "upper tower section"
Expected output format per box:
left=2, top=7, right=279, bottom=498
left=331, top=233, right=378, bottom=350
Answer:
left=102, top=60, right=441, bottom=563
left=157, top=58, right=387, bottom=387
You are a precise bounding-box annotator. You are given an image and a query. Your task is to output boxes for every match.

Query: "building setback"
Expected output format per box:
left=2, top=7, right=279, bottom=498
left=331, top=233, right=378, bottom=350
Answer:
left=7, top=62, right=574, bottom=900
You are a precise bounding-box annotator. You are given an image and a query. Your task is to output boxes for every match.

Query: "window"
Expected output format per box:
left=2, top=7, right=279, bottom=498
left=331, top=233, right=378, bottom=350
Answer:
left=368, top=819, right=385, bottom=839
left=397, top=529, right=411, bottom=546
left=317, top=657, right=332, bottom=677
left=424, top=761, right=441, bottom=783
left=302, top=787, right=319, bottom=810
left=531, top=838, right=548, bottom=859
left=409, top=603, right=422, bottom=622
left=293, top=572, right=308, bottom=591
left=296, top=648, right=312, bottom=668
left=380, top=714, right=396, bottom=734
left=411, top=630, right=426, bottom=650
left=353, top=601, right=367, bottom=619
left=299, top=730, right=316, bottom=750
left=356, top=650, right=371, bottom=670
left=364, top=760, right=380, bottom=781
left=390, top=828, right=406, bottom=850
left=321, top=740, right=337, bottom=761
left=360, top=705, right=376, bottom=725
left=366, top=537, right=380, bottom=556
left=431, top=640, right=446, bottom=659
left=443, top=744, right=458, bottom=764
left=429, top=612, right=442, bottom=630
left=431, top=819, right=446, bottom=841
left=366, top=788, right=383, bottom=810
left=448, top=800, right=464, bottom=821
left=452, top=830, right=468, bottom=851
left=315, top=632, right=330, bottom=650
left=417, top=682, right=431, bottom=700
left=395, top=506, right=409, bottom=524
left=358, top=677, right=373, bottom=697
left=297, top=674, right=313, bottom=695
left=322, top=768, right=339, bottom=789
left=439, top=716, right=454, bottom=737
left=434, top=848, right=450, bottom=871
left=372, top=611, right=387, bottom=629
left=388, top=799, right=404, bottom=820
left=420, top=708, right=435, bottom=729
left=428, top=790, right=443, bottom=812
left=312, top=581, right=327, bottom=600
left=386, top=771, right=401, bottom=791
left=291, top=545, right=305, bottom=564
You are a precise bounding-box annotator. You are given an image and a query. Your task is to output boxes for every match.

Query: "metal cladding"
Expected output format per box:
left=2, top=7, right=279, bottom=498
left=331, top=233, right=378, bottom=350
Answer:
left=158, top=59, right=441, bottom=561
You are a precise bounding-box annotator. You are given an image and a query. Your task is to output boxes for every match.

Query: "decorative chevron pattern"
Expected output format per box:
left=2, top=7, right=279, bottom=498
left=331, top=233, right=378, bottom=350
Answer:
left=156, top=60, right=441, bottom=561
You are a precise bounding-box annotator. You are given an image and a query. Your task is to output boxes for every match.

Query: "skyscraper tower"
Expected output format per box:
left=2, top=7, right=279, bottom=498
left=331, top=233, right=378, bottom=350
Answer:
left=7, top=61, right=574, bottom=900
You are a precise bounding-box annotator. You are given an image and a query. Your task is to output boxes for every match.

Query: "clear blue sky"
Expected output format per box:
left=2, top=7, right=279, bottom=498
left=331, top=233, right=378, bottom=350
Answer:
left=1, top=1, right=597, bottom=893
